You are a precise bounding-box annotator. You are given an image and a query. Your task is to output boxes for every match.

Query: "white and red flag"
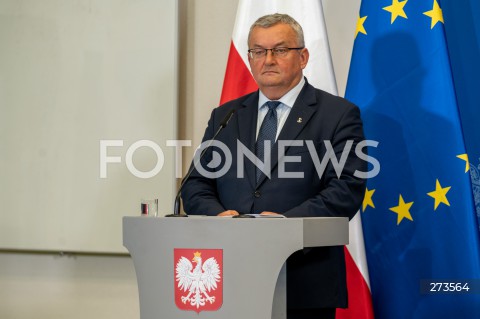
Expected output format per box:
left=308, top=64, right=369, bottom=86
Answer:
left=219, top=1, right=374, bottom=318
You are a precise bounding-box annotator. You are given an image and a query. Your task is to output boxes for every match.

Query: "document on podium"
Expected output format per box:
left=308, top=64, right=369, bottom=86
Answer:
left=239, top=214, right=286, bottom=218
left=199, top=214, right=287, bottom=218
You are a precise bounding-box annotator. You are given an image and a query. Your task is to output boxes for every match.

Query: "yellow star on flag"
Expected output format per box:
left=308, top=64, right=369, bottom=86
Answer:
left=362, top=188, right=376, bottom=212
left=423, top=0, right=444, bottom=29
left=427, top=179, right=451, bottom=210
left=389, top=194, right=414, bottom=225
left=355, top=15, right=368, bottom=39
left=457, top=154, right=470, bottom=172
left=383, top=0, right=408, bottom=24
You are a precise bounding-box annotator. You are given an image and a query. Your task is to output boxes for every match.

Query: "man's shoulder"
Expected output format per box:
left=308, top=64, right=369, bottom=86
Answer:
left=304, top=83, right=359, bottom=115
left=209, top=90, right=258, bottom=121
left=203, top=91, right=257, bottom=127
left=218, top=90, right=258, bottom=109
left=313, top=85, right=356, bottom=107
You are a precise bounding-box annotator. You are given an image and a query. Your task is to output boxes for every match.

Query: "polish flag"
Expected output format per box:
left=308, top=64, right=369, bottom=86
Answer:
left=219, top=1, right=374, bottom=318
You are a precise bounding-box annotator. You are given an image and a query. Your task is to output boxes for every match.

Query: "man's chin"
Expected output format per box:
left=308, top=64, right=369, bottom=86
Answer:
left=257, top=78, right=282, bottom=88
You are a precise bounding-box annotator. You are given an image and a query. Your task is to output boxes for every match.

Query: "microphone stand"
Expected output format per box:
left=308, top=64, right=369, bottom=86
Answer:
left=166, top=109, right=236, bottom=217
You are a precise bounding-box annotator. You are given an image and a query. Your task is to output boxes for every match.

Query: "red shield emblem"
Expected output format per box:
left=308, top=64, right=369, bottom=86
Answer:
left=174, top=248, right=223, bottom=313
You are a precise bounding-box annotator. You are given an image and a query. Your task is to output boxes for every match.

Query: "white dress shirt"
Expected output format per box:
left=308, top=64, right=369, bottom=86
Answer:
left=256, top=77, right=305, bottom=141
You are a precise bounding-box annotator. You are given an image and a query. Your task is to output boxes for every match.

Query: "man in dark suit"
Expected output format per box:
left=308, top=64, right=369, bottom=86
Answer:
left=181, top=13, right=366, bottom=319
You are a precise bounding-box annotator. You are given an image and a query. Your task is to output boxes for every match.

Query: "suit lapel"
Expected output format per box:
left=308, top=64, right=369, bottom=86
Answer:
left=235, top=92, right=259, bottom=189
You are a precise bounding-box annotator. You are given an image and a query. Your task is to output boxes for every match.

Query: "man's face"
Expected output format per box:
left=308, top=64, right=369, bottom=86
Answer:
left=248, top=23, right=309, bottom=99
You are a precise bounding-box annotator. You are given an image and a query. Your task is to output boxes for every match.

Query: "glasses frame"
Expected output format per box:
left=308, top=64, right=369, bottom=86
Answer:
left=247, top=47, right=305, bottom=60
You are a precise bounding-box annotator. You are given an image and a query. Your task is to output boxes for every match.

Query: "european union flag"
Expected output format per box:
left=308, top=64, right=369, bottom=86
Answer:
left=346, top=1, right=480, bottom=318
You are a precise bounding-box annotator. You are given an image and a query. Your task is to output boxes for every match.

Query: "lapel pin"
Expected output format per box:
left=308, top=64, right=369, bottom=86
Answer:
left=297, top=117, right=303, bottom=123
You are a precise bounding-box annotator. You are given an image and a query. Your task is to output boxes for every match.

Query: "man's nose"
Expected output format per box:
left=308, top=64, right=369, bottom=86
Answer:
left=264, top=50, right=276, bottom=64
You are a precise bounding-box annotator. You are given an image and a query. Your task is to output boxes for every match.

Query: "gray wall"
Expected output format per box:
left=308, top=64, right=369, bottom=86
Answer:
left=0, top=0, right=177, bottom=253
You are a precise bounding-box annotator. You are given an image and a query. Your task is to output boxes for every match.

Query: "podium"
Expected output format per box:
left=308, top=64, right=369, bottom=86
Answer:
left=123, top=216, right=348, bottom=319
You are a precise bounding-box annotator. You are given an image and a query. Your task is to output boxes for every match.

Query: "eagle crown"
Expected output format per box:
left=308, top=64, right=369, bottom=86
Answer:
left=192, top=251, right=202, bottom=263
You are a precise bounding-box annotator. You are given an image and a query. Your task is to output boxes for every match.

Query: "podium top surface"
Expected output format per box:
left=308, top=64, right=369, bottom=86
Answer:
left=123, top=216, right=348, bottom=248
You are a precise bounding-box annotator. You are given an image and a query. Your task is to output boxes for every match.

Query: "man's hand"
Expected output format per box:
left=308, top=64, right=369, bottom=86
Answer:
left=260, top=211, right=283, bottom=216
left=217, top=210, right=240, bottom=217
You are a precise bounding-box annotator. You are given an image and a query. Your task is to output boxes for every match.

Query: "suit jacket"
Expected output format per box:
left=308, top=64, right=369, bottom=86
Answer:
left=182, top=79, right=367, bottom=309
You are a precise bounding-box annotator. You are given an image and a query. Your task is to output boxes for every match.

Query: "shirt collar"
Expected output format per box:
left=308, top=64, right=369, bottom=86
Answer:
left=258, top=77, right=306, bottom=109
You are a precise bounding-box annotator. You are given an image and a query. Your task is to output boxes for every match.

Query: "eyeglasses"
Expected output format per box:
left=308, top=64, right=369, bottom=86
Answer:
left=248, top=47, right=304, bottom=60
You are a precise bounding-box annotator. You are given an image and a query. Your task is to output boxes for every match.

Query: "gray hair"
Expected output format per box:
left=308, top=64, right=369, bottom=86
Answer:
left=248, top=13, right=305, bottom=47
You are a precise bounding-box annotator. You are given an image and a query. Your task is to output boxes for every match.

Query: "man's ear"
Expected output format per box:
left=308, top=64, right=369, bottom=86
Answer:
left=300, top=48, right=310, bottom=69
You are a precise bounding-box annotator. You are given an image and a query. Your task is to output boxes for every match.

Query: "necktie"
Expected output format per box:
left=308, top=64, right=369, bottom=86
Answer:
left=255, top=101, right=281, bottom=182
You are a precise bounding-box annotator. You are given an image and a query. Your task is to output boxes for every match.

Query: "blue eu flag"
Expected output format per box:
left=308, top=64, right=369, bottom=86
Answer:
left=346, top=1, right=480, bottom=318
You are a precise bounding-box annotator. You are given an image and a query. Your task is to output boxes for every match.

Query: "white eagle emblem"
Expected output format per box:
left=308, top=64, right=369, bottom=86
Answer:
left=175, top=251, right=221, bottom=309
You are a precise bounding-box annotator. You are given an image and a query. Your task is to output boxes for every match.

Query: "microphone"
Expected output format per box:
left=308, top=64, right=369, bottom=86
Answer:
left=166, top=109, right=236, bottom=217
